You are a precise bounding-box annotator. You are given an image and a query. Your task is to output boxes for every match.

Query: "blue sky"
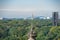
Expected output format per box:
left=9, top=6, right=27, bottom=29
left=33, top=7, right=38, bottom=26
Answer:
left=0, top=0, right=60, bottom=18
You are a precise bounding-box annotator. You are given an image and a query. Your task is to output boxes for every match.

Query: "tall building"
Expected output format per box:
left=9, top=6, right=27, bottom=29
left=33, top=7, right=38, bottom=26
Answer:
left=28, top=14, right=36, bottom=40
left=52, top=12, right=58, bottom=26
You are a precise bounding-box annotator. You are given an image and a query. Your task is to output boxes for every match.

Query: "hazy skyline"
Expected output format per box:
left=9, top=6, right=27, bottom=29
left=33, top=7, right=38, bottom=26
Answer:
left=0, top=0, right=60, bottom=18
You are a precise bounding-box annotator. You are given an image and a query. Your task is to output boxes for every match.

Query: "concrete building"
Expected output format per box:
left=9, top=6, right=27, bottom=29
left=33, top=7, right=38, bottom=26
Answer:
left=52, top=12, right=58, bottom=26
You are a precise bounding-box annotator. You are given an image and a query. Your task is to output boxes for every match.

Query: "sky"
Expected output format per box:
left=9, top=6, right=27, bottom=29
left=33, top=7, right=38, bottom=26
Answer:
left=0, top=0, right=60, bottom=18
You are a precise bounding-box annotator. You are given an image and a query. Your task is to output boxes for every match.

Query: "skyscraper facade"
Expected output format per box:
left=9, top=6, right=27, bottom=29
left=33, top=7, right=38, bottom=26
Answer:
left=52, top=12, right=58, bottom=26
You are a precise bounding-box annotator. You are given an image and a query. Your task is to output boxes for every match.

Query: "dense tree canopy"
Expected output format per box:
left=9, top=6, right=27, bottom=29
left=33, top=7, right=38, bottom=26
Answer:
left=0, top=19, right=60, bottom=40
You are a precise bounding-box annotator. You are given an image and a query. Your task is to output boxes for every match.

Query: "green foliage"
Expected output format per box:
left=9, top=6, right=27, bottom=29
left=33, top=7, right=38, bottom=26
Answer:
left=0, top=19, right=60, bottom=40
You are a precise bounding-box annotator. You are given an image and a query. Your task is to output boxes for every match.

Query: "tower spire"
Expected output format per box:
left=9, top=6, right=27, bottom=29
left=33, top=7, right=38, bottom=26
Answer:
left=28, top=13, right=36, bottom=40
left=31, top=13, right=34, bottom=31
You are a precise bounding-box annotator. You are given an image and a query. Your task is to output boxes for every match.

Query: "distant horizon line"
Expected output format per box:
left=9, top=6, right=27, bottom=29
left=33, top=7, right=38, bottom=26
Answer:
left=0, top=16, right=52, bottom=18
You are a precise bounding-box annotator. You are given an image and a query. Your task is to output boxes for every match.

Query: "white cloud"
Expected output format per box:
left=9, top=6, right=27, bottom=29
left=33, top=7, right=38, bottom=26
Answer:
left=0, top=0, right=60, bottom=18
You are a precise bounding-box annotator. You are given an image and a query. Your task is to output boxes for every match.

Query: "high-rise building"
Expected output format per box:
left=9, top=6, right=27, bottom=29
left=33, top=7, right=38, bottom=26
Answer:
left=52, top=12, right=58, bottom=26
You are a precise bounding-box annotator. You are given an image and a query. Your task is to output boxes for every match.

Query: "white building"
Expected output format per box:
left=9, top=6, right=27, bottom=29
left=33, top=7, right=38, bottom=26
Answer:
left=46, top=17, right=50, bottom=19
left=0, top=18, right=3, bottom=20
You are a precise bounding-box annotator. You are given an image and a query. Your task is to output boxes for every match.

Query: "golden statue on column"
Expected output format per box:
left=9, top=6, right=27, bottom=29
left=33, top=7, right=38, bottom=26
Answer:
left=28, top=13, right=37, bottom=40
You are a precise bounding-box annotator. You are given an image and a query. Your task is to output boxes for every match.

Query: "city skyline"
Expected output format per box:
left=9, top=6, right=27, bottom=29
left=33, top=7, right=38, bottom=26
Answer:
left=0, top=0, right=60, bottom=18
